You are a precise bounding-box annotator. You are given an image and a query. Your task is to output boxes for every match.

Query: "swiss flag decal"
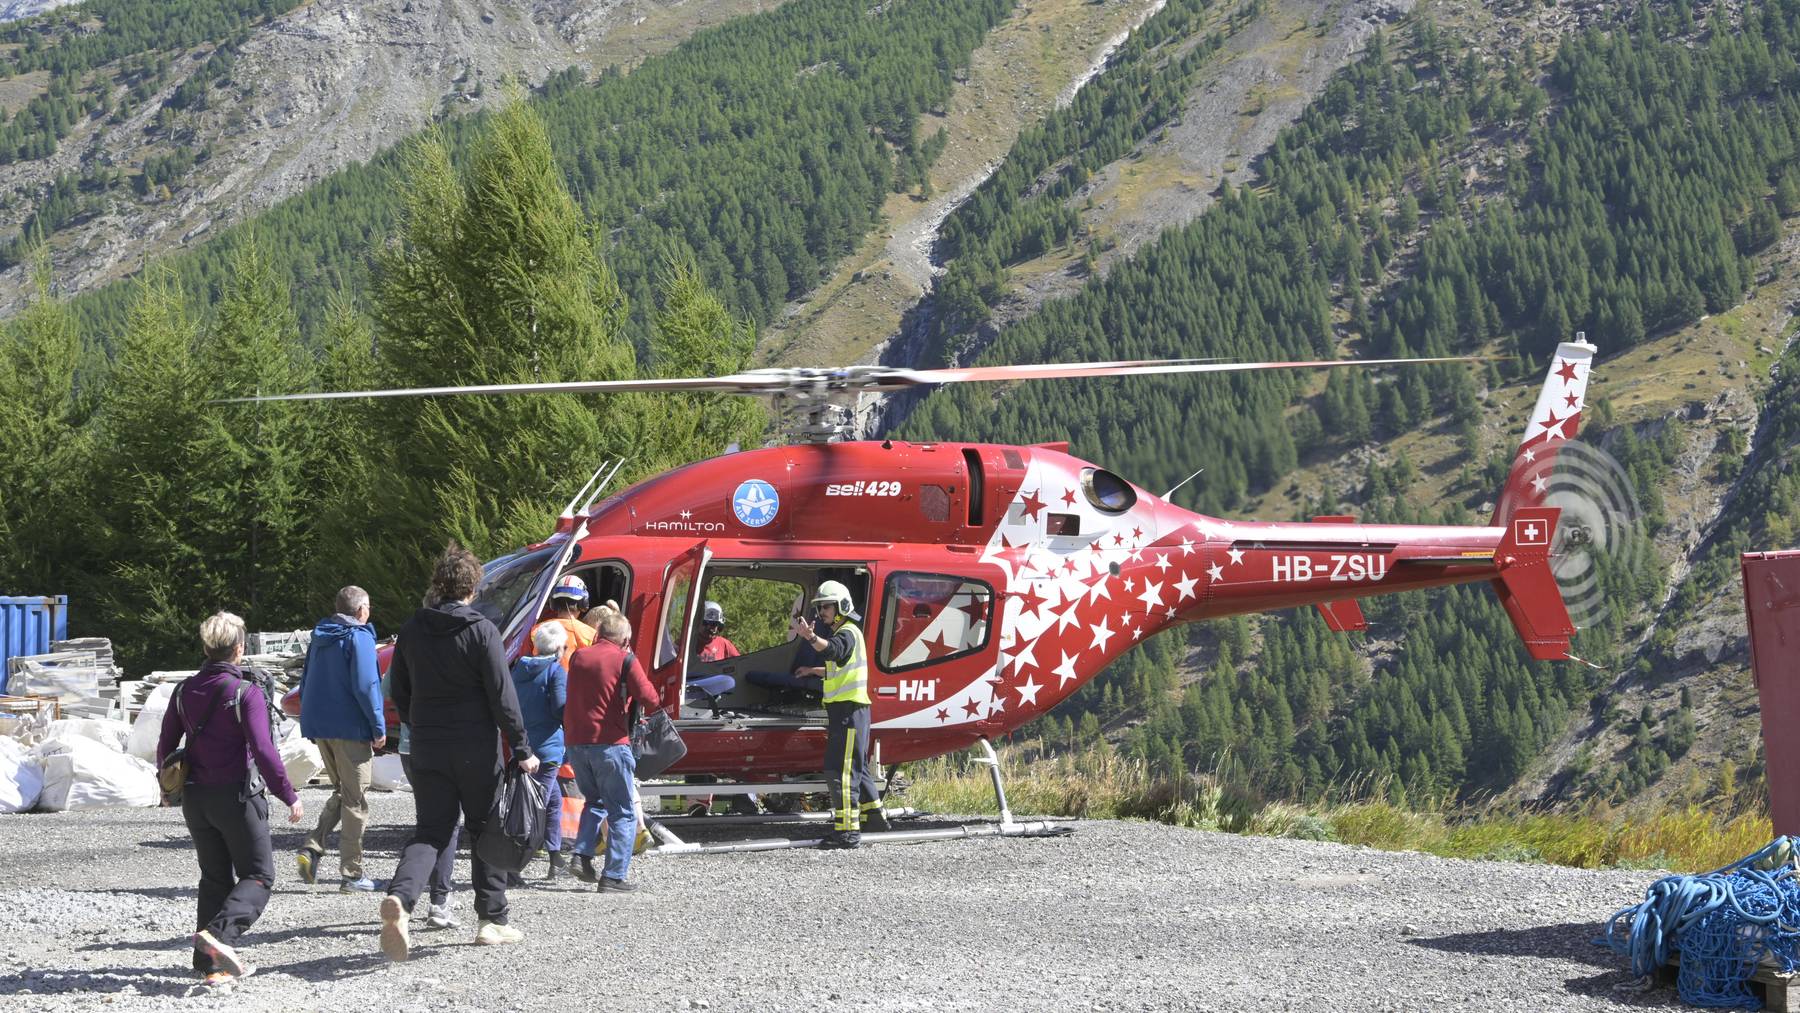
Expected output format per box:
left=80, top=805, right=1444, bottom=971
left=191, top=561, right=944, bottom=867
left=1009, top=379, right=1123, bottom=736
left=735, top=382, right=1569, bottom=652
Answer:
left=1514, top=518, right=1549, bottom=546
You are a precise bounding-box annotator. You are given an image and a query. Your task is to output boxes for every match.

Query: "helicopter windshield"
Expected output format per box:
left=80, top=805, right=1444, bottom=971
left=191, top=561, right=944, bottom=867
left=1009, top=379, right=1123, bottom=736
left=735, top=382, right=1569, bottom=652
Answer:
left=473, top=545, right=562, bottom=641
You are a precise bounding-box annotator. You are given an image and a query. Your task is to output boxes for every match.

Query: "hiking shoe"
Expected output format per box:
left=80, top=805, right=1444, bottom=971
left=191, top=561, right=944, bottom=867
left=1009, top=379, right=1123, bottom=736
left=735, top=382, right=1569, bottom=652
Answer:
left=728, top=797, right=761, bottom=816
left=379, top=895, right=410, bottom=961
left=862, top=809, right=893, bottom=833
left=424, top=903, right=459, bottom=930
left=572, top=855, right=599, bottom=884
left=685, top=801, right=709, bottom=817
left=295, top=849, right=319, bottom=885
left=597, top=876, right=639, bottom=894
left=200, top=965, right=253, bottom=990
left=817, top=831, right=861, bottom=850
left=193, top=930, right=246, bottom=978
left=340, top=876, right=381, bottom=894
left=546, top=850, right=567, bottom=881
left=475, top=920, right=525, bottom=946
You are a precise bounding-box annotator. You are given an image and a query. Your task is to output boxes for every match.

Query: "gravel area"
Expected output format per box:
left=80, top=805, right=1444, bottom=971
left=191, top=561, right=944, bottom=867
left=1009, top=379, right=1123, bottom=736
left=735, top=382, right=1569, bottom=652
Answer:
left=0, top=786, right=1685, bottom=1011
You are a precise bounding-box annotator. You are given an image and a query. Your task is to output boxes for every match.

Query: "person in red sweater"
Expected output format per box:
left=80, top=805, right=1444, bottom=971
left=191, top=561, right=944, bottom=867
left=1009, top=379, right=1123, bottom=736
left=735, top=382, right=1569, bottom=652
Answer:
left=564, top=610, right=661, bottom=892
left=693, top=601, right=740, bottom=664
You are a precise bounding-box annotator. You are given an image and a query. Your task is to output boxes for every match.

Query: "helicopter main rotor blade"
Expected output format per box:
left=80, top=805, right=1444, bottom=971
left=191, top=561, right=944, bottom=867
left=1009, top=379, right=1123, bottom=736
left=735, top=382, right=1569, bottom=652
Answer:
left=871, top=355, right=1484, bottom=387
left=216, top=355, right=1479, bottom=404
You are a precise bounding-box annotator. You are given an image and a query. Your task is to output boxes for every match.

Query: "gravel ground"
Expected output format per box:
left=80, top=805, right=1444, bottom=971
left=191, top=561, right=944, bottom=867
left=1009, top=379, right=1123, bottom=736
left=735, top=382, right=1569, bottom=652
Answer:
left=0, top=786, right=1686, bottom=1012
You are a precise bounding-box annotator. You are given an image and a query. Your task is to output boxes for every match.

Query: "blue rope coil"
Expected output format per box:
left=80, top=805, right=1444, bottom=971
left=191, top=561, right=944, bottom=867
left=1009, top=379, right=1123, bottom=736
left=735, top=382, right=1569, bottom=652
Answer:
left=1602, top=837, right=1800, bottom=1009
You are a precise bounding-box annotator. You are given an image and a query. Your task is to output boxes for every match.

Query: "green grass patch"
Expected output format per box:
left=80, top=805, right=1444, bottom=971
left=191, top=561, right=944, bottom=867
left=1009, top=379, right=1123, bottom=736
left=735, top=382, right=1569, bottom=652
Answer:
left=904, top=746, right=1772, bottom=873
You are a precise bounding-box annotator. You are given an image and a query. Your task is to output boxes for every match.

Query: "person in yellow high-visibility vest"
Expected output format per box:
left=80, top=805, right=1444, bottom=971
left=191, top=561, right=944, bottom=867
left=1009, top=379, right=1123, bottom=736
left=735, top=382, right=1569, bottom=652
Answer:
left=789, top=580, right=888, bottom=848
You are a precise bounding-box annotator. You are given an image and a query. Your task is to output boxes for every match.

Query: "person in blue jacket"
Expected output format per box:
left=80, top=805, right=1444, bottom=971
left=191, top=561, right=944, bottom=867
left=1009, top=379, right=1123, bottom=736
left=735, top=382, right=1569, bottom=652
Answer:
left=296, top=586, right=386, bottom=893
left=511, top=622, right=569, bottom=881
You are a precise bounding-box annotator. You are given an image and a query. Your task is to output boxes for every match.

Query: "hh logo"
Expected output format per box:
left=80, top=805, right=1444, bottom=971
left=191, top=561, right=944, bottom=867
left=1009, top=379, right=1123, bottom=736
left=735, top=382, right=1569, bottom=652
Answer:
left=898, top=679, right=936, bottom=702
left=1514, top=518, right=1549, bottom=546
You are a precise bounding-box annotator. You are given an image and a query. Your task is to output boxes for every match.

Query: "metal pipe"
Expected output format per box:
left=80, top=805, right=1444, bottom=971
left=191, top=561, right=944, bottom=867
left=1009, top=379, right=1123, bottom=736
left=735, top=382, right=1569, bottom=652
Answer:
left=650, top=820, right=1073, bottom=856
left=975, top=736, right=1016, bottom=829
left=654, top=806, right=920, bottom=826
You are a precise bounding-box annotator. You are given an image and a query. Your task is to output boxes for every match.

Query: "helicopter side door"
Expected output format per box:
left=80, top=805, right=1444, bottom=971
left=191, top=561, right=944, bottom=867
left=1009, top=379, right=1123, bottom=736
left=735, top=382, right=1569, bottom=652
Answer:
left=643, top=540, right=711, bottom=716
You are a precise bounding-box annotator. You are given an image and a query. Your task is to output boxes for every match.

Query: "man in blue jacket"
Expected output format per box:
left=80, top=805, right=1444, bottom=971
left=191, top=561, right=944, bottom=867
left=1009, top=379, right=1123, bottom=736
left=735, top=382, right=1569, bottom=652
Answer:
left=297, top=586, right=386, bottom=893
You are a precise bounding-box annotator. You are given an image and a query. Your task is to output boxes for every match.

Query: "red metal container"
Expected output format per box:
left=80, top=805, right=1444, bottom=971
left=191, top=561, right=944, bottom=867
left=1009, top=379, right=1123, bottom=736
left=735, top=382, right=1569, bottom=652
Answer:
left=1744, top=550, right=1800, bottom=835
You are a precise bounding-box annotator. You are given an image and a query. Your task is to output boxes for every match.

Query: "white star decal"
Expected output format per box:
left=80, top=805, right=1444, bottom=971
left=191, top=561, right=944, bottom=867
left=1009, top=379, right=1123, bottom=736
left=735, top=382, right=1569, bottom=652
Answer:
left=1086, top=576, right=1112, bottom=605
left=1053, top=651, right=1080, bottom=687
left=1137, top=579, right=1165, bottom=612
left=1056, top=601, right=1084, bottom=633
left=988, top=694, right=1006, bottom=716
left=1154, top=552, right=1171, bottom=574
left=1530, top=474, right=1548, bottom=494
left=1089, top=618, right=1115, bottom=653
left=1207, top=562, right=1225, bottom=583
left=1227, top=546, right=1245, bottom=566
left=1008, top=637, right=1039, bottom=674
left=1015, top=677, right=1042, bottom=707
left=1123, top=577, right=1136, bottom=593
left=1177, top=536, right=1195, bottom=557
left=1175, top=573, right=1199, bottom=601
left=1523, top=448, right=1535, bottom=463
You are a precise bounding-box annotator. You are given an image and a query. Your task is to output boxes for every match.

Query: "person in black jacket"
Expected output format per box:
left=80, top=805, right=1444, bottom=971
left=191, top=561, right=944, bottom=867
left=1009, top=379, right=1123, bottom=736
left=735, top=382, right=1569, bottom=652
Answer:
left=379, top=542, right=539, bottom=960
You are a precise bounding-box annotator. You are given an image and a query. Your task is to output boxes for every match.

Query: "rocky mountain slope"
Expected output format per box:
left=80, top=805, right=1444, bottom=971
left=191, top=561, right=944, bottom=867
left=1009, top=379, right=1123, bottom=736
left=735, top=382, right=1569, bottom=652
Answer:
left=0, top=0, right=771, bottom=311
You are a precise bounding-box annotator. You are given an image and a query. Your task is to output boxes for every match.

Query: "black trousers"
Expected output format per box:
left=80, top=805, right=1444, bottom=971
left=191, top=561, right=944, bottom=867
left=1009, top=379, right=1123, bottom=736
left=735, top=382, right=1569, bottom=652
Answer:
left=400, top=753, right=460, bottom=905
left=824, top=702, right=879, bottom=832
left=181, top=782, right=274, bottom=972
left=388, top=742, right=507, bottom=924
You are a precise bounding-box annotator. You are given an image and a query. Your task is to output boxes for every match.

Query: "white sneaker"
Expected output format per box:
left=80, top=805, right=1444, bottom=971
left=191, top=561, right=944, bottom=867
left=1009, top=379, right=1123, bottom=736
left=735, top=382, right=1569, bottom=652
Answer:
left=379, top=895, right=410, bottom=961
left=425, top=903, right=460, bottom=930
left=475, top=920, right=525, bottom=946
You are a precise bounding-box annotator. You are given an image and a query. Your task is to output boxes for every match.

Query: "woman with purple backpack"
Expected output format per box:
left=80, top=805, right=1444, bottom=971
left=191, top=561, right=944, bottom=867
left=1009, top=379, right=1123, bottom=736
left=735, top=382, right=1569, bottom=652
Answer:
left=156, top=611, right=303, bottom=986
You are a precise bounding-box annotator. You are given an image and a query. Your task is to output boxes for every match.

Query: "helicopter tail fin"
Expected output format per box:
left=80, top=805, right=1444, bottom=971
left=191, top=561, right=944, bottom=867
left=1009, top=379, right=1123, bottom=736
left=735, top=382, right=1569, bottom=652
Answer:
left=1492, top=337, right=1597, bottom=527
left=1491, top=505, right=1576, bottom=660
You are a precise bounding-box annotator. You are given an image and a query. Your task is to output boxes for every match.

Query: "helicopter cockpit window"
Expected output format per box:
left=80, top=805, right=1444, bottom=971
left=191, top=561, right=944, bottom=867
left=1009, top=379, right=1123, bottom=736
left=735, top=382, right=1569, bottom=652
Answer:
left=878, top=572, right=993, bottom=672
left=1080, top=467, right=1137, bottom=514
left=473, top=545, right=561, bottom=642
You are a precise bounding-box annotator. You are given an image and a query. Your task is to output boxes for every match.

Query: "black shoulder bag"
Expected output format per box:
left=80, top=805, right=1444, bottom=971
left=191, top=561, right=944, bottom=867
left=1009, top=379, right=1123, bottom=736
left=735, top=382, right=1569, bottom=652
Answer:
left=627, top=652, right=688, bottom=778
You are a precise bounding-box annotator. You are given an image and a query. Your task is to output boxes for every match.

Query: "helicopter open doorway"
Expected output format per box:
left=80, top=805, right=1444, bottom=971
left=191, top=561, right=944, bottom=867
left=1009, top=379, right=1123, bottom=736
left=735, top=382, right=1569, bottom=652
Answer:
left=670, top=561, right=872, bottom=727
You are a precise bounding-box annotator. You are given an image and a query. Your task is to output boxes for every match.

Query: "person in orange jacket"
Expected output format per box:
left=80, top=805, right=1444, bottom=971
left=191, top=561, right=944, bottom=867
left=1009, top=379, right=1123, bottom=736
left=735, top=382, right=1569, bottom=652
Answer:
left=531, top=576, right=596, bottom=670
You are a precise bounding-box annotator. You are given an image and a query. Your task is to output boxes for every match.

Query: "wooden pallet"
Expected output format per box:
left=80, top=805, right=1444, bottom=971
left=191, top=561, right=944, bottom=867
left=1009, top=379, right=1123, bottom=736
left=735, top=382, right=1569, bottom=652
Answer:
left=1659, top=951, right=1800, bottom=1012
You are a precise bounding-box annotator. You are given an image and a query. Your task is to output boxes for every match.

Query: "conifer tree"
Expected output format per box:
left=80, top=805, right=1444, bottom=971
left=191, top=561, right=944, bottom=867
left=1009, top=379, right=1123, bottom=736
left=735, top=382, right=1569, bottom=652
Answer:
left=192, top=232, right=319, bottom=627
left=0, top=261, right=87, bottom=592
left=90, top=269, right=215, bottom=670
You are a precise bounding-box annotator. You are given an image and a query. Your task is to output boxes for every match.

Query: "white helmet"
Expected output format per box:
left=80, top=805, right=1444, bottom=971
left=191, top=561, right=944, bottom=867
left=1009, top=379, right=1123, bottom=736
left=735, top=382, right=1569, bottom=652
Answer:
left=703, top=601, right=725, bottom=624
left=811, top=580, right=854, bottom=613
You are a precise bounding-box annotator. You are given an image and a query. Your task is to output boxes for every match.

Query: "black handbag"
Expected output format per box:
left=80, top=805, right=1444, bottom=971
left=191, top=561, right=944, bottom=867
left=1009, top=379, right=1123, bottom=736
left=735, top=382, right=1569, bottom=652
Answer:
left=475, top=761, right=547, bottom=874
left=630, top=706, right=687, bottom=778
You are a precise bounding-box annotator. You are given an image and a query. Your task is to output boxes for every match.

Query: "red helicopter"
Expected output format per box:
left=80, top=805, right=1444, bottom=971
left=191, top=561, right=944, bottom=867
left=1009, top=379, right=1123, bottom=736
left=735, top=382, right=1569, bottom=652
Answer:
left=255, top=340, right=1595, bottom=849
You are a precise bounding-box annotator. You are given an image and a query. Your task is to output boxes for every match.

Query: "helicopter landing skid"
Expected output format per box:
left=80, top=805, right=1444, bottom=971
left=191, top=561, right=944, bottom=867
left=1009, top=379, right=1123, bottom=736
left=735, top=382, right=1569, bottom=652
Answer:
left=640, top=737, right=1075, bottom=855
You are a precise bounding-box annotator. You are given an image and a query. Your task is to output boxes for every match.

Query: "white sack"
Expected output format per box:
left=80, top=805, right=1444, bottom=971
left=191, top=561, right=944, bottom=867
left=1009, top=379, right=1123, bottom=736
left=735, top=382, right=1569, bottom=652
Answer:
left=32, top=735, right=158, bottom=811
left=371, top=753, right=410, bottom=792
left=281, top=737, right=322, bottom=788
left=127, top=682, right=179, bottom=761
left=0, top=738, right=43, bottom=813
left=47, top=718, right=133, bottom=753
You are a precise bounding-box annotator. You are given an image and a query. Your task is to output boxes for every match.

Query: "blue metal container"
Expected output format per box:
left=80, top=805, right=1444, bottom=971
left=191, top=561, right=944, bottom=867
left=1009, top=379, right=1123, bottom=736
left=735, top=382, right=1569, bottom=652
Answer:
left=0, top=596, right=68, bottom=694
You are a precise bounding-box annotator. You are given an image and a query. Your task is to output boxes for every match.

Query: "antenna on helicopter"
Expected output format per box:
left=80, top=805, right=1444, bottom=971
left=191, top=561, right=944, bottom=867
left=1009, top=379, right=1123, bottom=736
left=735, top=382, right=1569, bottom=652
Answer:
left=561, top=461, right=612, bottom=520
left=1163, top=467, right=1205, bottom=500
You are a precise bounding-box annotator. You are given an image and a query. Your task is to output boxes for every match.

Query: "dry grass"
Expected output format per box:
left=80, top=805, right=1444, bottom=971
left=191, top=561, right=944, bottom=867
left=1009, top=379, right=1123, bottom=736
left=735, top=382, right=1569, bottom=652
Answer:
left=903, top=745, right=1772, bottom=873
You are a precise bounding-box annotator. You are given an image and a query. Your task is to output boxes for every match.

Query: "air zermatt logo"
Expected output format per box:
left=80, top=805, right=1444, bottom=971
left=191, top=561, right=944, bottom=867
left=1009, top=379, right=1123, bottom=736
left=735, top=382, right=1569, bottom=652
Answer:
left=732, top=479, right=780, bottom=528
left=1514, top=517, right=1549, bottom=546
